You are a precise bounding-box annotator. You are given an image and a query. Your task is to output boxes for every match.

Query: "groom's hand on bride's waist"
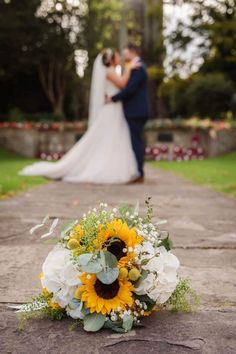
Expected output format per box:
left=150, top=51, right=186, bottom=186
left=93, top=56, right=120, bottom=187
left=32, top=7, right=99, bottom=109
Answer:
left=105, top=94, right=112, bottom=104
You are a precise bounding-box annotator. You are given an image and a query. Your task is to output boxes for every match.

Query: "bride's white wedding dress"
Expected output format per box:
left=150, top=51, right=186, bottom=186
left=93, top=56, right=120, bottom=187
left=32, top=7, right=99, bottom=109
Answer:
left=19, top=73, right=138, bottom=184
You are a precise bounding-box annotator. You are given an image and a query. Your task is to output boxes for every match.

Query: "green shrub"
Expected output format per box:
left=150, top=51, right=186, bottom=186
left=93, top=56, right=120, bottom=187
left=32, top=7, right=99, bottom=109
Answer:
left=185, top=73, right=235, bottom=118
left=159, top=73, right=235, bottom=119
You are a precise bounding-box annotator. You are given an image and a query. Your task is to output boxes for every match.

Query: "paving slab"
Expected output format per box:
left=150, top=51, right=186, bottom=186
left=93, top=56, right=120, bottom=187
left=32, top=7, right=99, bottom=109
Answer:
left=0, top=166, right=236, bottom=353
left=0, top=311, right=235, bottom=354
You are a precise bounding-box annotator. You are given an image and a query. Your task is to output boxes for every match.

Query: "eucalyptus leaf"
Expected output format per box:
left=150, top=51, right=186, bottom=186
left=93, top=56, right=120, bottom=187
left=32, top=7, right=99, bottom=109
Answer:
left=83, top=260, right=103, bottom=273
left=83, top=313, right=106, bottom=332
left=77, top=253, right=93, bottom=266
left=133, top=200, right=139, bottom=215
left=29, top=223, right=44, bottom=235
left=104, top=320, right=126, bottom=333
left=134, top=270, right=148, bottom=287
left=60, top=220, right=78, bottom=238
left=100, top=250, right=106, bottom=268
left=103, top=251, right=117, bottom=268
left=49, top=218, right=59, bottom=232
left=122, top=314, right=134, bottom=332
left=97, top=267, right=119, bottom=284
left=69, top=298, right=82, bottom=309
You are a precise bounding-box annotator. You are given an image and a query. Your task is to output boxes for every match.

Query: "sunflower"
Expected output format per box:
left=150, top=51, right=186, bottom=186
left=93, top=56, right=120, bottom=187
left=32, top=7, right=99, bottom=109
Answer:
left=76, top=273, right=134, bottom=315
left=94, top=219, right=143, bottom=265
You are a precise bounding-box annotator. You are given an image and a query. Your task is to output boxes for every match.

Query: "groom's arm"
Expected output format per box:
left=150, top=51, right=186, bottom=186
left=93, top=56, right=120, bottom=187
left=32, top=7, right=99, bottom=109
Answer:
left=111, top=68, right=145, bottom=102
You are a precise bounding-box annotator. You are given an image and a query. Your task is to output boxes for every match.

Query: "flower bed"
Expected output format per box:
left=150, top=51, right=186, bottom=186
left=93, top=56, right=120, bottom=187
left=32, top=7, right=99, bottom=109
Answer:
left=0, top=119, right=236, bottom=159
left=145, top=117, right=236, bottom=132
left=0, top=121, right=87, bottom=131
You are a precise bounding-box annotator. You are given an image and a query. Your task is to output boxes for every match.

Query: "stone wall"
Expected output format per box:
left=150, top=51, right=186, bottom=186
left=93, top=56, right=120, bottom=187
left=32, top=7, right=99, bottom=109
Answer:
left=0, top=128, right=84, bottom=157
left=0, top=127, right=236, bottom=158
left=144, top=128, right=236, bottom=157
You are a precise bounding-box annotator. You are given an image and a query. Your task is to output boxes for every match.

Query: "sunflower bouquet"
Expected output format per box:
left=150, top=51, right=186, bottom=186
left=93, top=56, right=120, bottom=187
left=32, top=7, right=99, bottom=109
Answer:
left=16, top=200, right=198, bottom=333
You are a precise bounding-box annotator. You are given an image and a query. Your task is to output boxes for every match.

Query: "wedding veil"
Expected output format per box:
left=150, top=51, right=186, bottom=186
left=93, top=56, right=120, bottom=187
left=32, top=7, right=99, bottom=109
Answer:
left=88, top=54, right=106, bottom=127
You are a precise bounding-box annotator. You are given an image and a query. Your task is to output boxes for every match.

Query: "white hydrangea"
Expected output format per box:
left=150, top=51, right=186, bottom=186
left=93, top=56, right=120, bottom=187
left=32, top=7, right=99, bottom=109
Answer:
left=135, top=240, right=156, bottom=261
left=41, top=245, right=81, bottom=308
left=135, top=246, right=180, bottom=304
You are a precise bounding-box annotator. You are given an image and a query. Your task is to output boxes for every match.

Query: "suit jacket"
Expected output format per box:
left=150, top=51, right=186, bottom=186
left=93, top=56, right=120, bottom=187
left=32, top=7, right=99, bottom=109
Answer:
left=111, top=62, right=150, bottom=121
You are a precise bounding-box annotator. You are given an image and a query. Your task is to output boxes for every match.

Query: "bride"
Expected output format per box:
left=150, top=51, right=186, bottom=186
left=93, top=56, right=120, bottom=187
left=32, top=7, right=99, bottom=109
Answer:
left=20, top=49, right=139, bottom=184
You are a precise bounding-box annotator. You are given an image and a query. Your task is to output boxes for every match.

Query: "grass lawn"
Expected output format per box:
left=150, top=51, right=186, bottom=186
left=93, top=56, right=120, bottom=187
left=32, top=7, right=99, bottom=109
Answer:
left=0, top=149, right=47, bottom=199
left=151, top=152, right=236, bottom=198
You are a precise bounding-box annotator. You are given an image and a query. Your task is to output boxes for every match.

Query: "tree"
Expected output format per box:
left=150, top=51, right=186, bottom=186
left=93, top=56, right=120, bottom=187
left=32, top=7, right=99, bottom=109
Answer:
left=0, top=0, right=87, bottom=116
left=120, top=0, right=165, bottom=117
left=167, top=0, right=236, bottom=84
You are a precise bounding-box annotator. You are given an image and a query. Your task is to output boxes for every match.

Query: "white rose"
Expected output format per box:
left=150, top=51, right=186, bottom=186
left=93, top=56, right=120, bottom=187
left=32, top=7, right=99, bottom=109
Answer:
left=41, top=245, right=81, bottom=308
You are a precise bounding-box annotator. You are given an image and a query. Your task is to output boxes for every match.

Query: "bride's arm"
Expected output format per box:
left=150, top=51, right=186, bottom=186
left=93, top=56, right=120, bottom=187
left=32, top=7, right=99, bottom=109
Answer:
left=107, top=64, right=139, bottom=89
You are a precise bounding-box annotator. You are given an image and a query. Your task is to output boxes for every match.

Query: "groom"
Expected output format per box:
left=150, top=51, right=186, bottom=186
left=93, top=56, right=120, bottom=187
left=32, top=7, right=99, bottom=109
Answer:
left=108, top=44, right=150, bottom=183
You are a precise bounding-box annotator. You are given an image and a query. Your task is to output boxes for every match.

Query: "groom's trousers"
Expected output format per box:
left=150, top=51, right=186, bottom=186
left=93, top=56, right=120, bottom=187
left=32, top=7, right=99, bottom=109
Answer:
left=127, top=119, right=146, bottom=178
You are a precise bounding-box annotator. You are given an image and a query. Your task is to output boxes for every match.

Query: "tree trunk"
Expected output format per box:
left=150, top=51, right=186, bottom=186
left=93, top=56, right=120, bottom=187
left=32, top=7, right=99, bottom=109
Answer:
left=38, top=59, right=65, bottom=116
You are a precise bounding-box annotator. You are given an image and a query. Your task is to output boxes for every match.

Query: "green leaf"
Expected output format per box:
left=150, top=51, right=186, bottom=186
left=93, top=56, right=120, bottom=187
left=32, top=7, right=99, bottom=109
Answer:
left=83, top=259, right=103, bottom=273
left=83, top=313, right=106, bottom=332
left=97, top=267, right=119, bottom=284
left=103, top=251, right=117, bottom=268
left=60, top=221, right=77, bottom=238
left=133, top=201, right=139, bottom=215
left=104, top=320, right=126, bottom=333
left=77, top=253, right=93, bottom=266
left=134, top=270, right=148, bottom=287
left=135, top=294, right=156, bottom=311
left=122, top=314, right=134, bottom=332
left=159, top=236, right=173, bottom=251
left=100, top=250, right=106, bottom=268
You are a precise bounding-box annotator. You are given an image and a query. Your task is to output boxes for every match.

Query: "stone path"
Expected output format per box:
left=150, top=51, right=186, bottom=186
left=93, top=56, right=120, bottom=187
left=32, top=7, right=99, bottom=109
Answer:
left=0, top=166, right=236, bottom=353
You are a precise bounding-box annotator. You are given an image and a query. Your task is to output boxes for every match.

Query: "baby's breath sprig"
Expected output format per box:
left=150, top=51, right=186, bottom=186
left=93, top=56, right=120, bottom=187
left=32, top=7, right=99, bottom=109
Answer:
left=166, top=278, right=199, bottom=312
left=145, top=197, right=153, bottom=222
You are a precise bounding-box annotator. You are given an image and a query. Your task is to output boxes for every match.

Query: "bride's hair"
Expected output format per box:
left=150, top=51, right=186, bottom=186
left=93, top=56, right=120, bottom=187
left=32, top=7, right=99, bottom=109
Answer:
left=101, top=48, right=116, bottom=67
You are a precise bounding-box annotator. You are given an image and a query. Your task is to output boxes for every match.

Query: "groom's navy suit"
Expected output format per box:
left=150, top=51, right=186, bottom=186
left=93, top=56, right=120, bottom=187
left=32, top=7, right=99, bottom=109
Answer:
left=112, top=61, right=150, bottom=177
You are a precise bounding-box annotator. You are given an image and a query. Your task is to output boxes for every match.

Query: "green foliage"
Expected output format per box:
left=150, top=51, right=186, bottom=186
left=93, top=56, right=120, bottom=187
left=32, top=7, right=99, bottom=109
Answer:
left=145, top=197, right=153, bottom=222
left=77, top=251, right=119, bottom=284
left=168, top=0, right=236, bottom=84
left=83, top=313, right=106, bottom=332
left=122, top=314, right=134, bottom=332
left=185, top=73, right=234, bottom=118
left=159, top=73, right=234, bottom=118
left=82, top=0, right=123, bottom=63
left=166, top=278, right=199, bottom=312
left=159, top=235, right=173, bottom=251
left=103, top=319, right=127, bottom=333
left=0, top=0, right=124, bottom=118
left=134, top=294, right=156, bottom=312
left=8, top=108, right=25, bottom=122
left=17, top=293, right=66, bottom=330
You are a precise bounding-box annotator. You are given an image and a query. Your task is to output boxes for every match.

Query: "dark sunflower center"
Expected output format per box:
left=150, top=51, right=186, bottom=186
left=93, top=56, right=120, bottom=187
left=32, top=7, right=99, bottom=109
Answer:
left=94, top=279, right=120, bottom=299
left=106, top=238, right=127, bottom=261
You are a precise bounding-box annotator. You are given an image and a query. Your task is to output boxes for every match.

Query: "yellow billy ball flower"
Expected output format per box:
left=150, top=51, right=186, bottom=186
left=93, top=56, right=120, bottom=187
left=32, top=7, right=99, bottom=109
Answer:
left=67, top=238, right=80, bottom=250
left=74, top=287, right=81, bottom=299
left=119, top=267, right=128, bottom=278
left=71, top=224, right=84, bottom=240
left=128, top=268, right=141, bottom=281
